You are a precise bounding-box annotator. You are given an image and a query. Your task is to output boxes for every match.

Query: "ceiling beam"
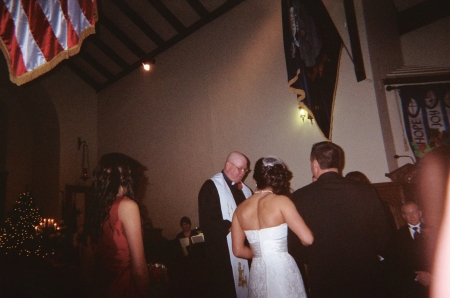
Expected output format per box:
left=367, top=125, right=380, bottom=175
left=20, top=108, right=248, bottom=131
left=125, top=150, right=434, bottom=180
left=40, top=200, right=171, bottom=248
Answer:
left=110, top=0, right=165, bottom=46
left=98, top=12, right=147, bottom=59
left=78, top=51, right=115, bottom=81
left=65, top=60, right=101, bottom=91
left=147, top=0, right=187, bottom=33
left=186, top=0, right=209, bottom=18
left=96, top=0, right=246, bottom=92
left=90, top=38, right=129, bottom=70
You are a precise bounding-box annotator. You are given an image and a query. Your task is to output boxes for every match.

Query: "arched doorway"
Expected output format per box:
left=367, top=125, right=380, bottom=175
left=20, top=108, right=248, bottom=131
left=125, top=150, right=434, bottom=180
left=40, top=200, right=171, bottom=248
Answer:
left=0, top=58, right=60, bottom=219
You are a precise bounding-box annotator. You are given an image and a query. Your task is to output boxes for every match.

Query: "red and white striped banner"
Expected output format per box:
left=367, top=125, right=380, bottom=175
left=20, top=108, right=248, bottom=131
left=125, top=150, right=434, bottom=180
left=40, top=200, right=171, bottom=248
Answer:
left=0, top=0, right=97, bottom=86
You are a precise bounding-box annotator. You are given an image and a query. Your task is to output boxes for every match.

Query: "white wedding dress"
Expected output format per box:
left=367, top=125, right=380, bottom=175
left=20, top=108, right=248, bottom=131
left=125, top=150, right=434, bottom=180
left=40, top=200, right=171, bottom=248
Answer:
left=244, top=223, right=307, bottom=298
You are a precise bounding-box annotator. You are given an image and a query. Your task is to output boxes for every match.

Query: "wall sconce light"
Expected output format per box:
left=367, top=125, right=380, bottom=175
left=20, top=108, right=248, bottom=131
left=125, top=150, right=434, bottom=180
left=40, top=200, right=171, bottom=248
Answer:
left=299, top=108, right=307, bottom=122
left=77, top=137, right=90, bottom=181
left=299, top=107, right=314, bottom=124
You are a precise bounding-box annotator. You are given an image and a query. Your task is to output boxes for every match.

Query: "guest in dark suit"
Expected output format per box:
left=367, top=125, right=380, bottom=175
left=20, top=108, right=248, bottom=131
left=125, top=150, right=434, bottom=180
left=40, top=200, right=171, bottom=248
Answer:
left=290, top=141, right=392, bottom=298
left=384, top=201, right=431, bottom=298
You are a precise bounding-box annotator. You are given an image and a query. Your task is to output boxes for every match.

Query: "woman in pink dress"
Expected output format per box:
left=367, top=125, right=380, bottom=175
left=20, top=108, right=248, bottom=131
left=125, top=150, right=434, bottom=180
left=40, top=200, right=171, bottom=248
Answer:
left=83, top=153, right=150, bottom=297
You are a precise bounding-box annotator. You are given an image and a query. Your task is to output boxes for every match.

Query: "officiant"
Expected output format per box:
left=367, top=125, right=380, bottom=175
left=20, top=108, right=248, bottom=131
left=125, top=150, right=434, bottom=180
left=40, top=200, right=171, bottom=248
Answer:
left=198, top=151, right=252, bottom=298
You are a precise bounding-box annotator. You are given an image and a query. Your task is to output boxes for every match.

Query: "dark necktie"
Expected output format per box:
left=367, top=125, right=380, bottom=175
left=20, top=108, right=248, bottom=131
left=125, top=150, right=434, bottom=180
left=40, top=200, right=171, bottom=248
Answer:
left=413, top=227, right=421, bottom=240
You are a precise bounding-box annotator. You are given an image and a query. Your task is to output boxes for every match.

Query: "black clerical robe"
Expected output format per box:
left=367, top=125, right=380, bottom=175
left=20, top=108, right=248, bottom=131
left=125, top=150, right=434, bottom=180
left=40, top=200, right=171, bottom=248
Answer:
left=198, top=172, right=251, bottom=298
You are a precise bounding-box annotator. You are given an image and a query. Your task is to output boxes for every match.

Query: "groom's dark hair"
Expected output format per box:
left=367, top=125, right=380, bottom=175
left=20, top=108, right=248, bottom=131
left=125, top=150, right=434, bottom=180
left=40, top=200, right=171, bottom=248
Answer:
left=310, top=141, right=343, bottom=170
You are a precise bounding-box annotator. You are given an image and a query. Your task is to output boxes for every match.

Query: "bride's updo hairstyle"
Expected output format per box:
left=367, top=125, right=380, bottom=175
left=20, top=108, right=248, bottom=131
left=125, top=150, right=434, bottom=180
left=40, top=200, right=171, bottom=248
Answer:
left=253, top=155, right=291, bottom=196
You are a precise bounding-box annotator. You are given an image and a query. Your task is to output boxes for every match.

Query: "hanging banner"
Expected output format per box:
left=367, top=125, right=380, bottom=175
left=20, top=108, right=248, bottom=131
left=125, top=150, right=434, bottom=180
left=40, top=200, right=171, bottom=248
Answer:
left=282, top=0, right=342, bottom=140
left=399, top=83, right=450, bottom=159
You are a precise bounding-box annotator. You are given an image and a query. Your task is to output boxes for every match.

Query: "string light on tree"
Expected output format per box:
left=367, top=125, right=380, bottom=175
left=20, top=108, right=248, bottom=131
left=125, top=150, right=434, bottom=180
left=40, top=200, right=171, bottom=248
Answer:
left=0, top=192, right=45, bottom=257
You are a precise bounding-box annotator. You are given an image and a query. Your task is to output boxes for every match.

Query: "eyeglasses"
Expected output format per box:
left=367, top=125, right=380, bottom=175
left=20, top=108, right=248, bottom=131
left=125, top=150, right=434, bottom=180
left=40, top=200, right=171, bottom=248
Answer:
left=402, top=210, right=420, bottom=217
left=229, top=161, right=250, bottom=173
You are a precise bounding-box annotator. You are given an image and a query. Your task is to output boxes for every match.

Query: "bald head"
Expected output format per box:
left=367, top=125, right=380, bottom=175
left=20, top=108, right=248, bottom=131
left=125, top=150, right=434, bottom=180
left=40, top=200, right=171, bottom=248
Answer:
left=226, top=151, right=246, bottom=164
left=401, top=201, right=422, bottom=226
left=223, top=151, right=249, bottom=183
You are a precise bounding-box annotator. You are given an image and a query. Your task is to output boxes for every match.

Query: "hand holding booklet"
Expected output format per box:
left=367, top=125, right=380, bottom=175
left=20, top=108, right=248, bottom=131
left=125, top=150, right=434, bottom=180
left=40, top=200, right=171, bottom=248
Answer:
left=191, top=233, right=204, bottom=244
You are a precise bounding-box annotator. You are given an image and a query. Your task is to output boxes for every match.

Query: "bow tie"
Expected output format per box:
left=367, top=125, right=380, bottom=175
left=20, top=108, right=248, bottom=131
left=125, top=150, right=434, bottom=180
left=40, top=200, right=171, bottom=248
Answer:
left=234, top=182, right=242, bottom=190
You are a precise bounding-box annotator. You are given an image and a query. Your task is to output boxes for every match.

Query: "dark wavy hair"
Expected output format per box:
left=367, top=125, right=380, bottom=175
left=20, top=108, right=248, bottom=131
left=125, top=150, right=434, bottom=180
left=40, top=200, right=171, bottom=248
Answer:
left=84, top=152, right=144, bottom=244
left=252, top=156, right=292, bottom=196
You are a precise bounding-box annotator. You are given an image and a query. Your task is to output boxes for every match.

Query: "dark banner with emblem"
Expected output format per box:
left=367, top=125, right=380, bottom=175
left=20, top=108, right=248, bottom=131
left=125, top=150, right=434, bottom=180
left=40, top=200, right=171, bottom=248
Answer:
left=399, top=83, right=450, bottom=159
left=282, top=0, right=342, bottom=140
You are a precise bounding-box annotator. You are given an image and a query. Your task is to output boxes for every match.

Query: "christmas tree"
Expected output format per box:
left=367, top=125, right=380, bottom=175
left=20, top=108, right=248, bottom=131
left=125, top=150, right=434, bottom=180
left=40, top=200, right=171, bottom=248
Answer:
left=0, top=192, right=43, bottom=257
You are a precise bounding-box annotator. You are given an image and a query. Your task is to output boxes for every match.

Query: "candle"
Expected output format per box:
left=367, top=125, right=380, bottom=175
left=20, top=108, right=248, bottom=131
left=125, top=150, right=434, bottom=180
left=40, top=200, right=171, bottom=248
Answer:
left=54, top=223, right=57, bottom=230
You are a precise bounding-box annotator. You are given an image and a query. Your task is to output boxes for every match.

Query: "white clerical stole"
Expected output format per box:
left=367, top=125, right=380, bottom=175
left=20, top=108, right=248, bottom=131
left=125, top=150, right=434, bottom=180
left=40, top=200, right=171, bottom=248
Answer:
left=211, top=173, right=252, bottom=298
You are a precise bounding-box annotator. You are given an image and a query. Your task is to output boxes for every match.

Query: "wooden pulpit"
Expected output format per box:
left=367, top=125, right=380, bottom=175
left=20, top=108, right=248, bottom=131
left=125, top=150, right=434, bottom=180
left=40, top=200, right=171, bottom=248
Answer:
left=372, top=163, right=418, bottom=229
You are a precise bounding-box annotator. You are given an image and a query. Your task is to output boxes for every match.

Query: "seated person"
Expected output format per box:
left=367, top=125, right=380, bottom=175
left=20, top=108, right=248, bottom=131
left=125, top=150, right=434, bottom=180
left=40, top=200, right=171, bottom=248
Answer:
left=383, top=201, right=431, bottom=298
left=172, top=217, right=206, bottom=297
left=175, top=216, right=199, bottom=256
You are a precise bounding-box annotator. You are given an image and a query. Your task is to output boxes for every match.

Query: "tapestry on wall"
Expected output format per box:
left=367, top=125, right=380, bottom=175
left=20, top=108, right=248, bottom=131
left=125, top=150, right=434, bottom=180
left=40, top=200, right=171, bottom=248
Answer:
left=0, top=0, right=97, bottom=86
left=282, top=0, right=342, bottom=140
left=399, top=83, right=450, bottom=159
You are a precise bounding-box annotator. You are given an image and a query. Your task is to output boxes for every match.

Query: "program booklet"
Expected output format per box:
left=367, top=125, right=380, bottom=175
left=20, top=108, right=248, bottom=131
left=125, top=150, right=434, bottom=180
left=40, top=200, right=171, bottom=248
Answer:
left=191, top=233, right=204, bottom=244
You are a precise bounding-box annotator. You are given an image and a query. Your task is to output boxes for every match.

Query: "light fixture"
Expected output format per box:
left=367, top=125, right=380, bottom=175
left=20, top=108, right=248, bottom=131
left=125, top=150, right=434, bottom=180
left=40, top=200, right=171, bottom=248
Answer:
left=298, top=106, right=314, bottom=124
left=77, top=137, right=90, bottom=181
left=142, top=62, right=151, bottom=71
left=299, top=108, right=306, bottom=122
left=142, top=58, right=156, bottom=71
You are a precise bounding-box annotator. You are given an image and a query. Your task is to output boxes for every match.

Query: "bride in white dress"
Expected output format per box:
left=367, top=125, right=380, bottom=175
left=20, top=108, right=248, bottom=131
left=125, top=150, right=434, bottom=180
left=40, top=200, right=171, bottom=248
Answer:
left=231, top=156, right=313, bottom=298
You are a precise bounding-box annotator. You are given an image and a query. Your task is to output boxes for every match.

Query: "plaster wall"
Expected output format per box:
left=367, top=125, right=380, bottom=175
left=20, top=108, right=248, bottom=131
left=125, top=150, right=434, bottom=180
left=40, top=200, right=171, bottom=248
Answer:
left=401, top=17, right=450, bottom=68
left=97, top=0, right=391, bottom=238
left=40, top=66, right=98, bottom=193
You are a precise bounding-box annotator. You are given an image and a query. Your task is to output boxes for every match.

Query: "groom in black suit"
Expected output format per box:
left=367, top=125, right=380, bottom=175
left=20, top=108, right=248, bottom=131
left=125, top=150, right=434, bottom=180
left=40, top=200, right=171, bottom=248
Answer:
left=290, top=141, right=392, bottom=298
